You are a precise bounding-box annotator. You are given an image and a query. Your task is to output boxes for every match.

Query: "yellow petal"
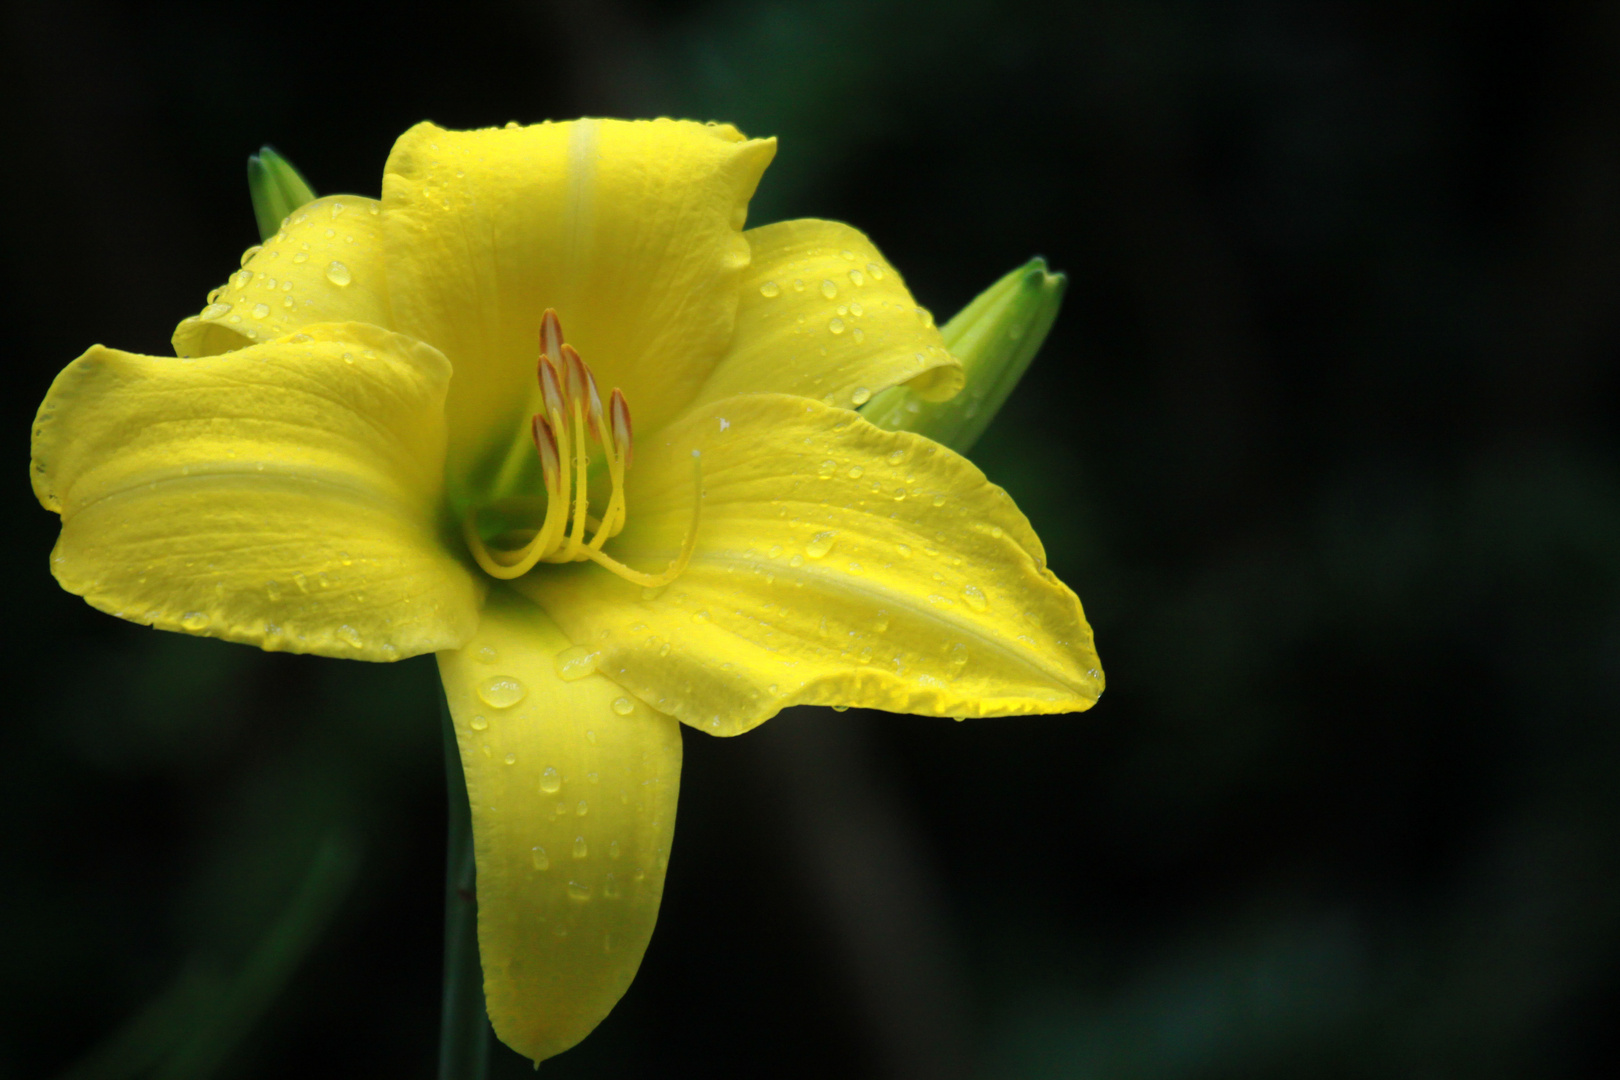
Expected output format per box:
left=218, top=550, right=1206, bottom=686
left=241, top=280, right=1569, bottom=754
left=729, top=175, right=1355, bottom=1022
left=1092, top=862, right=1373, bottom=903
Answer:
left=32, top=322, right=481, bottom=660
left=438, top=587, right=682, bottom=1063
left=516, top=394, right=1101, bottom=735
left=173, top=196, right=392, bottom=358
left=682, top=219, right=963, bottom=413
left=380, top=120, right=777, bottom=496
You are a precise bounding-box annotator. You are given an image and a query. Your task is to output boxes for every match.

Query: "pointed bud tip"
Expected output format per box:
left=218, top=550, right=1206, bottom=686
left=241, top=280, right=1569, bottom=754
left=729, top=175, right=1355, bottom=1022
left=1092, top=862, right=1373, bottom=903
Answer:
left=246, top=145, right=317, bottom=242
left=1018, top=257, right=1066, bottom=294
left=859, top=256, right=1066, bottom=455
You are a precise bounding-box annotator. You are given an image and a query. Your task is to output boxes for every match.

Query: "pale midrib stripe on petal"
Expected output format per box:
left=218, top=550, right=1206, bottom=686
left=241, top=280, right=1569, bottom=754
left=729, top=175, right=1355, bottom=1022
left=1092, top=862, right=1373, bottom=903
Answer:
left=587, top=546, right=1092, bottom=700
left=64, top=465, right=438, bottom=526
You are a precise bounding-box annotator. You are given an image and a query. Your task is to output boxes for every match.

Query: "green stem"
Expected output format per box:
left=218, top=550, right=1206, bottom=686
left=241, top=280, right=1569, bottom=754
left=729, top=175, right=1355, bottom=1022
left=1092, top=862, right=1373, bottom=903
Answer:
left=439, top=693, right=492, bottom=1080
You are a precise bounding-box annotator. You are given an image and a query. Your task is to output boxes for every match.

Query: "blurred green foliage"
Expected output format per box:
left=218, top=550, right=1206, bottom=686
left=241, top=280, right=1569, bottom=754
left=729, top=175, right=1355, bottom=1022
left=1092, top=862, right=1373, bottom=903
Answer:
left=4, top=1, right=1619, bottom=1077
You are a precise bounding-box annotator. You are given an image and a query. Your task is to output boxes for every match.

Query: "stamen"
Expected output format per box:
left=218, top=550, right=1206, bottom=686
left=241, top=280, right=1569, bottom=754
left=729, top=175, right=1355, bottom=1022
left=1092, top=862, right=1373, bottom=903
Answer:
left=538, top=355, right=566, bottom=423
left=529, top=415, right=569, bottom=555
left=463, top=415, right=568, bottom=580
left=555, top=391, right=591, bottom=559
left=464, top=309, right=698, bottom=588
left=610, top=388, right=633, bottom=469
left=588, top=388, right=629, bottom=549
left=540, top=308, right=564, bottom=364
left=531, top=413, right=559, bottom=481
left=580, top=452, right=703, bottom=588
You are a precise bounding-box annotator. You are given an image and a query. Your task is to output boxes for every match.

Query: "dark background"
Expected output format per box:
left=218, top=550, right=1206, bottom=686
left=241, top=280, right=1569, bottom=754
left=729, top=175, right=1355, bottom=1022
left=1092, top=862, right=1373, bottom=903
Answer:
left=4, top=1, right=1619, bottom=1077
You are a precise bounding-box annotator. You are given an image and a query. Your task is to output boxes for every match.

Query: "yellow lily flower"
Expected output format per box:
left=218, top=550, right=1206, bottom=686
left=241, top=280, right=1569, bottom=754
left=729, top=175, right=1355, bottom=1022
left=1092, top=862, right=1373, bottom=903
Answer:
left=30, top=119, right=1103, bottom=1063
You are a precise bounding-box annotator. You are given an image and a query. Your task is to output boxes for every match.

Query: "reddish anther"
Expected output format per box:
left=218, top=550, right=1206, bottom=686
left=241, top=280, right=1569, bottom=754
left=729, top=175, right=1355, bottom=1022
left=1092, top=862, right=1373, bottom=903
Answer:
left=610, top=388, right=633, bottom=468
left=540, top=308, right=565, bottom=362
left=560, top=344, right=587, bottom=404
left=538, top=356, right=566, bottom=419
left=582, top=362, right=604, bottom=440
left=531, top=414, right=560, bottom=486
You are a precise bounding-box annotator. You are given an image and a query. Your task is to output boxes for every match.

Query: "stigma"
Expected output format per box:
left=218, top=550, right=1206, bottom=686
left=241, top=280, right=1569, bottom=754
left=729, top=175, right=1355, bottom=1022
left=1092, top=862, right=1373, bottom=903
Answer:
left=464, top=309, right=700, bottom=587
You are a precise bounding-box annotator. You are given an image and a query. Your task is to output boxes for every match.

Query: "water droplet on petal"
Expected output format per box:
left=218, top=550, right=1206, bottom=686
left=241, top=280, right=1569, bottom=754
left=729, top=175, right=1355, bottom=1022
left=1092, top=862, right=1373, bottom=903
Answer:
left=531, top=846, right=550, bottom=870
left=567, top=880, right=592, bottom=900
left=336, top=624, right=364, bottom=648
left=475, top=644, right=498, bottom=664
left=180, top=611, right=210, bottom=631
left=553, top=645, right=601, bottom=681
left=963, top=584, right=989, bottom=612
left=847, top=465, right=865, bottom=479
left=470, top=715, right=488, bottom=731
left=850, top=386, right=872, bottom=405
left=828, top=317, right=846, bottom=334
left=201, top=302, right=231, bottom=320
left=573, top=836, right=589, bottom=859
left=848, top=269, right=866, bottom=286
left=612, top=696, right=634, bottom=716
left=760, top=280, right=781, bottom=298
left=503, top=752, right=517, bottom=765
left=477, top=675, right=527, bottom=709
left=540, top=767, right=561, bottom=794
left=325, top=260, right=352, bottom=287
left=807, top=531, right=836, bottom=558
left=603, top=872, right=620, bottom=898
left=820, top=279, right=838, bottom=299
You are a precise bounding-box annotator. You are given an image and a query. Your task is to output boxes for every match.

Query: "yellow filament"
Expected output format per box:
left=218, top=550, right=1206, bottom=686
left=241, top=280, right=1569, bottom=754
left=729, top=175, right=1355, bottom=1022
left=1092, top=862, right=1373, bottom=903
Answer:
left=464, top=359, right=702, bottom=589
left=466, top=453, right=702, bottom=587
left=579, top=454, right=703, bottom=587
left=554, top=398, right=590, bottom=562
left=541, top=400, right=571, bottom=558
left=588, top=427, right=627, bottom=551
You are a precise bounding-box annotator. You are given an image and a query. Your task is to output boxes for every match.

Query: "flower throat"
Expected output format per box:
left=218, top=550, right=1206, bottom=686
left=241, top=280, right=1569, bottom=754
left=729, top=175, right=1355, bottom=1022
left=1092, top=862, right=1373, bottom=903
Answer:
left=463, top=309, right=700, bottom=587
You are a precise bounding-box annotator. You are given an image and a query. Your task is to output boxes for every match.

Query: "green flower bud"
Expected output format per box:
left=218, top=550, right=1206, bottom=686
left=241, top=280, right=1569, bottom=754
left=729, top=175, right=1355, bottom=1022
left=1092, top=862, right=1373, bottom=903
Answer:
left=246, top=146, right=318, bottom=241
left=860, top=257, right=1066, bottom=454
